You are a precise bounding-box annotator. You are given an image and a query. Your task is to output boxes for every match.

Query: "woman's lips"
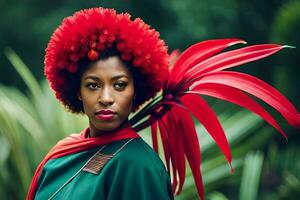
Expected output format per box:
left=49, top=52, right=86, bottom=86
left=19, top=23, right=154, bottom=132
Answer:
left=95, top=113, right=115, bottom=121
left=95, top=110, right=116, bottom=121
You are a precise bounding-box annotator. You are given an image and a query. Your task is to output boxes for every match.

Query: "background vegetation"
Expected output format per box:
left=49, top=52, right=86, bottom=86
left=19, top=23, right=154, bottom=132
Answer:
left=0, top=0, right=299, bottom=199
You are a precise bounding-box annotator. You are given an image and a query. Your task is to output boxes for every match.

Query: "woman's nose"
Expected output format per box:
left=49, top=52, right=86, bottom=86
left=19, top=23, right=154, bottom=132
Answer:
left=98, top=87, right=114, bottom=105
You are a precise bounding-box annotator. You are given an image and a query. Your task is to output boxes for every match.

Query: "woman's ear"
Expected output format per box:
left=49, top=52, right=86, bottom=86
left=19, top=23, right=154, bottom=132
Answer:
left=77, top=92, right=82, bottom=101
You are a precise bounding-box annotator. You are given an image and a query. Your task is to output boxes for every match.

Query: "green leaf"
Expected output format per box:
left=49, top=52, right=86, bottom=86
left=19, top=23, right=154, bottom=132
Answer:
left=239, top=151, right=264, bottom=200
left=4, top=47, right=43, bottom=104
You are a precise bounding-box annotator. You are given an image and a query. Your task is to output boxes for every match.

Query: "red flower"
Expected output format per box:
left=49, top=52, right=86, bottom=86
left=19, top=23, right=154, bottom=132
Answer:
left=87, top=49, right=99, bottom=61
left=130, top=39, right=300, bottom=199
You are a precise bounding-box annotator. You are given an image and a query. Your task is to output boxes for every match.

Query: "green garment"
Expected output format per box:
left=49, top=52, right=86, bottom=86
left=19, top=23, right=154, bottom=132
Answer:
left=35, top=138, right=174, bottom=200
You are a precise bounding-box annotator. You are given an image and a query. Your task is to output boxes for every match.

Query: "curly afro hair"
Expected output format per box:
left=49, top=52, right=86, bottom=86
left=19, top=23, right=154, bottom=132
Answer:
left=44, top=7, right=169, bottom=113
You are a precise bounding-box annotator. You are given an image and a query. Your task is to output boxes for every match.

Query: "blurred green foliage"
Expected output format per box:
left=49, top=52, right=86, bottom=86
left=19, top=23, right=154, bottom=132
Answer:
left=0, top=0, right=299, bottom=199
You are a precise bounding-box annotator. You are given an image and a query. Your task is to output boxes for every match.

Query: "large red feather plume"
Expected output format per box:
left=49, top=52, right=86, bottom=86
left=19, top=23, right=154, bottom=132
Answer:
left=129, top=39, right=299, bottom=199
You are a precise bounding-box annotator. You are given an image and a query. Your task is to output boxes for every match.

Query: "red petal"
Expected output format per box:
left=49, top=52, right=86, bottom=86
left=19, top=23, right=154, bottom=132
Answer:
left=194, top=71, right=300, bottom=128
left=180, top=94, right=233, bottom=170
left=87, top=49, right=99, bottom=61
left=151, top=121, right=159, bottom=153
left=158, top=118, right=171, bottom=173
left=184, top=44, right=285, bottom=89
left=172, top=106, right=204, bottom=198
left=168, top=109, right=186, bottom=195
left=169, top=49, right=180, bottom=70
left=167, top=38, right=245, bottom=90
left=159, top=115, right=178, bottom=192
left=163, top=101, right=188, bottom=110
left=189, top=83, right=287, bottom=139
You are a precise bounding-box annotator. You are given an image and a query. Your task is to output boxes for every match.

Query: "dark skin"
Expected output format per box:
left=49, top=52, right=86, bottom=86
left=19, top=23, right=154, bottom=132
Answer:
left=78, top=56, right=135, bottom=137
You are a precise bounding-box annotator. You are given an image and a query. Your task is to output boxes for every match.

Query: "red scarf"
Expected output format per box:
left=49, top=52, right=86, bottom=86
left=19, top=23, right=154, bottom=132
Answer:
left=27, top=126, right=140, bottom=200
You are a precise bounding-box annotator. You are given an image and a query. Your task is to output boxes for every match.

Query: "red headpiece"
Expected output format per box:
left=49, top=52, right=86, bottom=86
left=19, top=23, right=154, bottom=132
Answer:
left=44, top=7, right=169, bottom=111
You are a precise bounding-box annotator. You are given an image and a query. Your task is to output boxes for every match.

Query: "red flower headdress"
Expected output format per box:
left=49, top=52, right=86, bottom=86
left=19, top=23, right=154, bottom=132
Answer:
left=44, top=7, right=169, bottom=110
left=43, top=7, right=300, bottom=200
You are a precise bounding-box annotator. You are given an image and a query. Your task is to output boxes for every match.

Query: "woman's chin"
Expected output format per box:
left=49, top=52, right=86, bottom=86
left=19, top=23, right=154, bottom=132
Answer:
left=91, top=120, right=121, bottom=132
left=95, top=123, right=118, bottom=131
left=89, top=116, right=129, bottom=135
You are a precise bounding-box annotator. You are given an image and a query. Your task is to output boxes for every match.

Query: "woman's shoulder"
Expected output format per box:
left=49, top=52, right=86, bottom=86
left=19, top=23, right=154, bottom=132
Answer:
left=113, top=138, right=166, bottom=170
left=102, top=138, right=174, bottom=200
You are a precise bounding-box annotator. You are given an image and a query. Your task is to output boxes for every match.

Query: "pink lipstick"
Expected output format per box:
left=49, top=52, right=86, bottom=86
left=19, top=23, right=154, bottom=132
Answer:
left=95, top=109, right=116, bottom=121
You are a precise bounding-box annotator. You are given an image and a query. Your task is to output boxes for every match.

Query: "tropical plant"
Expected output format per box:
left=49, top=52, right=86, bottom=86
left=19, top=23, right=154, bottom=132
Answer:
left=0, top=49, right=88, bottom=199
left=2, top=49, right=297, bottom=200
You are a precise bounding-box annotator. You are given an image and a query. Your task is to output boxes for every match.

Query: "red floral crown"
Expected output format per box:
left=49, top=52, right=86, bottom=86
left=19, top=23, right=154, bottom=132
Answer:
left=44, top=7, right=169, bottom=110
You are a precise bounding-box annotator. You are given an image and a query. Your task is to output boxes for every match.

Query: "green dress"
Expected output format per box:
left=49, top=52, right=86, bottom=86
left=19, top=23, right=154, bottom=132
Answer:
left=35, top=138, right=174, bottom=200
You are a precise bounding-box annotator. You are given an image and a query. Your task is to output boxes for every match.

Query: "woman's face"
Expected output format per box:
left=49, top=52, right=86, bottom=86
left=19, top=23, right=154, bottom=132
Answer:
left=78, top=55, right=135, bottom=136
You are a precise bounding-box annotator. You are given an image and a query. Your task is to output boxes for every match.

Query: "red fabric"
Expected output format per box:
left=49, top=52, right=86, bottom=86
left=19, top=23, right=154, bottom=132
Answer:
left=27, top=126, right=140, bottom=200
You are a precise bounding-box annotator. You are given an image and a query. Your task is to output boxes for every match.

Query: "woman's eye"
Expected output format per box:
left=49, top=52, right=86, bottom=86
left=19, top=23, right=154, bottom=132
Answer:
left=87, top=83, right=99, bottom=89
left=114, top=82, right=127, bottom=90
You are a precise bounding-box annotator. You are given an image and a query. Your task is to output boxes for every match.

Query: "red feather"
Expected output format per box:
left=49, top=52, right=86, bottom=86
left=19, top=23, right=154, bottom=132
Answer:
left=192, top=71, right=300, bottom=128
left=159, top=115, right=179, bottom=192
left=168, top=109, right=186, bottom=195
left=151, top=121, right=159, bottom=153
left=188, top=83, right=287, bottom=139
left=169, top=49, right=180, bottom=71
left=159, top=111, right=186, bottom=194
left=158, top=118, right=171, bottom=173
left=172, top=106, right=204, bottom=199
left=128, top=39, right=299, bottom=200
left=180, top=94, right=233, bottom=171
left=181, top=44, right=285, bottom=91
left=167, top=39, right=246, bottom=90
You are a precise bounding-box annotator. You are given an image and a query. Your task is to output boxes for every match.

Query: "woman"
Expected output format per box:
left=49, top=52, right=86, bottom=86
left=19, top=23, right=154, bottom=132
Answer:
left=28, top=8, right=173, bottom=200
left=28, top=7, right=300, bottom=200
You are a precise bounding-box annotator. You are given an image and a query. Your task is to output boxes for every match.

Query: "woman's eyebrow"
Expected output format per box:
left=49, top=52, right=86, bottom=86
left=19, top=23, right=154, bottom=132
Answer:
left=84, top=74, right=129, bottom=81
left=84, top=75, right=99, bottom=81
left=111, top=75, right=129, bottom=80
